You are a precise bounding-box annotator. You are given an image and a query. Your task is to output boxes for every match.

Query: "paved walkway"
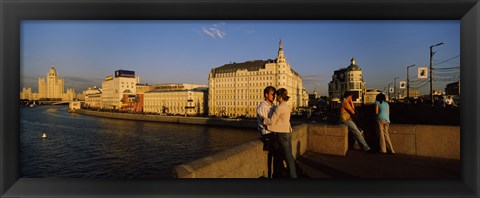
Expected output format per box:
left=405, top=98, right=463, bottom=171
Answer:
left=296, top=149, right=460, bottom=179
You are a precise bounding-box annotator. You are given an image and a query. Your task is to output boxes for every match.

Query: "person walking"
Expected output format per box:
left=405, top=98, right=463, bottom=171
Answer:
left=375, top=93, right=395, bottom=154
left=264, top=88, right=297, bottom=178
left=340, top=91, right=371, bottom=152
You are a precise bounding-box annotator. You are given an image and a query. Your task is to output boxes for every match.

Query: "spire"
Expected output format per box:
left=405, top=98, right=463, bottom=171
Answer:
left=277, top=39, right=286, bottom=63
left=351, top=57, right=356, bottom=65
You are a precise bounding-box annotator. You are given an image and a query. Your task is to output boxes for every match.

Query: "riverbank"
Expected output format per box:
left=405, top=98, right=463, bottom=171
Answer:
left=74, top=109, right=258, bottom=128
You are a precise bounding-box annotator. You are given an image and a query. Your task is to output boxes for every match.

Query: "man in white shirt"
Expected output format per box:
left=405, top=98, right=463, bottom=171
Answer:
left=256, top=86, right=283, bottom=178
left=257, top=86, right=276, bottom=136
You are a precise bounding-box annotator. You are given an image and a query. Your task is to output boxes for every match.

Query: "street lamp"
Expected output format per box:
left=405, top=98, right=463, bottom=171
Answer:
left=430, top=42, right=446, bottom=104
left=406, top=64, right=416, bottom=101
left=394, top=77, right=400, bottom=100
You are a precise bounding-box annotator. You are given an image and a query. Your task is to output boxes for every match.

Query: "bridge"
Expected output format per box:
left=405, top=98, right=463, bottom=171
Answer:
left=29, top=100, right=72, bottom=105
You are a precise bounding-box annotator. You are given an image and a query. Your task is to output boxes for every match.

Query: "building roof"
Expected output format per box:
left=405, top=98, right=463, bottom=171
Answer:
left=211, top=60, right=273, bottom=74
left=145, top=89, right=207, bottom=94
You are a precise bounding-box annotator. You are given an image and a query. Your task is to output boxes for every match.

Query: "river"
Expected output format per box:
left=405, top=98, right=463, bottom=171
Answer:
left=20, top=105, right=258, bottom=178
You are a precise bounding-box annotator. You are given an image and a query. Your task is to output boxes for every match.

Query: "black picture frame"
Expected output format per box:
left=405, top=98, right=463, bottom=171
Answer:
left=1, top=0, right=478, bottom=197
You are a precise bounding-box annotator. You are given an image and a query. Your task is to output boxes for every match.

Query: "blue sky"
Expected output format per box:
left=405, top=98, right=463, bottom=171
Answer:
left=21, top=20, right=460, bottom=96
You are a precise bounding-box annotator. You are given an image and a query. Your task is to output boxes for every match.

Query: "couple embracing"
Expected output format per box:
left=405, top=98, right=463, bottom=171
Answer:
left=256, top=86, right=297, bottom=178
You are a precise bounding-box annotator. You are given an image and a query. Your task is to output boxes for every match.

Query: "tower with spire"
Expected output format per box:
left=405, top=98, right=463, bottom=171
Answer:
left=207, top=39, right=304, bottom=118
left=277, top=39, right=286, bottom=63
left=38, top=63, right=65, bottom=99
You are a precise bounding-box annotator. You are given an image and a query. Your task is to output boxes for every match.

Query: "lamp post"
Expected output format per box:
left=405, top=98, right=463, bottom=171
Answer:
left=406, top=64, right=416, bottom=102
left=430, top=42, right=446, bottom=105
left=387, top=82, right=393, bottom=100
left=394, top=77, right=400, bottom=100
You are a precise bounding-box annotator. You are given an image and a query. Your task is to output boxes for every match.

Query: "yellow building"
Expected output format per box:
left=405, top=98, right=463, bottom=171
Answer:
left=208, top=40, right=303, bottom=118
left=20, top=88, right=33, bottom=100
left=20, top=64, right=77, bottom=101
left=38, top=64, right=65, bottom=100
left=136, top=84, right=154, bottom=94
left=143, top=89, right=207, bottom=116
left=364, top=89, right=385, bottom=104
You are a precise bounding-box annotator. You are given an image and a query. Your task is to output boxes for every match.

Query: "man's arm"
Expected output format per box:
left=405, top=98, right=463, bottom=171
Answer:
left=257, top=103, right=271, bottom=124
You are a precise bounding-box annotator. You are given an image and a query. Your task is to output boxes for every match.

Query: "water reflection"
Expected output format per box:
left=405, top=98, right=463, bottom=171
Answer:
left=20, top=105, right=257, bottom=178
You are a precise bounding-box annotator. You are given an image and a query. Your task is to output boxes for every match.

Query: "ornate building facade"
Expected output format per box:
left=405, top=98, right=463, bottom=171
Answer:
left=208, top=40, right=303, bottom=118
left=328, top=58, right=367, bottom=105
left=38, top=64, right=65, bottom=100
left=20, top=64, right=76, bottom=101
left=143, top=89, right=207, bottom=116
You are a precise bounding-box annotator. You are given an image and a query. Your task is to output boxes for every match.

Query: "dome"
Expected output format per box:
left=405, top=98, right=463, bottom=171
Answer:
left=347, top=64, right=362, bottom=71
left=347, top=57, right=362, bottom=71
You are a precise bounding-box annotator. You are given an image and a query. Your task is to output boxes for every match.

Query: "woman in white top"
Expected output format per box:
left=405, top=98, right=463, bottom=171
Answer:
left=264, top=88, right=297, bottom=178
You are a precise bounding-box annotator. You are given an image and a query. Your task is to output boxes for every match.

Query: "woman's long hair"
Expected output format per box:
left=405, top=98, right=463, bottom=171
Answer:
left=376, top=93, right=387, bottom=104
left=276, top=88, right=290, bottom=102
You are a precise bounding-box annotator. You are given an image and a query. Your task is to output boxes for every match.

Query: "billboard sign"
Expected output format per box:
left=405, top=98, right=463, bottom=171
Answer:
left=418, top=67, right=428, bottom=79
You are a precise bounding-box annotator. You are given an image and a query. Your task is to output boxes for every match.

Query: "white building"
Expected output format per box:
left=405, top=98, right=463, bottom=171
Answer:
left=101, top=70, right=138, bottom=109
left=328, top=58, right=367, bottom=106
left=83, top=86, right=102, bottom=109
left=143, top=89, right=207, bottom=116
left=208, top=40, right=303, bottom=118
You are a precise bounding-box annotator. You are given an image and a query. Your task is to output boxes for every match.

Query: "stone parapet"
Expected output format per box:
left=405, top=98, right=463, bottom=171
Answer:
left=173, top=123, right=459, bottom=178
left=307, top=124, right=348, bottom=156
left=173, top=124, right=308, bottom=178
left=389, top=124, right=460, bottom=159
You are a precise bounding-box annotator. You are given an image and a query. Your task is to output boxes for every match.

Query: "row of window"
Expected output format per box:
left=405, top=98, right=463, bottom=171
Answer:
left=214, top=95, right=263, bottom=100
left=213, top=101, right=262, bottom=106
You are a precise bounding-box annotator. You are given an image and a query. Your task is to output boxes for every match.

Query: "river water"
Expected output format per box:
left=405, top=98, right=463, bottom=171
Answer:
left=20, top=105, right=258, bottom=178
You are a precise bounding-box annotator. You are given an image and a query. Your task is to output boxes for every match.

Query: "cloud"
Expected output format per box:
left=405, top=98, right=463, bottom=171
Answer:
left=202, top=26, right=226, bottom=39
left=246, top=30, right=256, bottom=34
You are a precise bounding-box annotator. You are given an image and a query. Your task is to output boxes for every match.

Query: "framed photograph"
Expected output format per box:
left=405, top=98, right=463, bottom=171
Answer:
left=1, top=0, right=479, bottom=197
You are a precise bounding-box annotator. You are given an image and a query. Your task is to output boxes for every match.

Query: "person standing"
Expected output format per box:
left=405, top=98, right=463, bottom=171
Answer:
left=375, top=93, right=395, bottom=154
left=264, top=88, right=297, bottom=178
left=256, top=86, right=282, bottom=178
left=444, top=95, right=456, bottom=107
left=257, top=86, right=276, bottom=137
left=340, top=91, right=371, bottom=152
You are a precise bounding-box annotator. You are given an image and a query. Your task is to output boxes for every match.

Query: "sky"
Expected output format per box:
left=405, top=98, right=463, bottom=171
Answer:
left=20, top=20, right=460, bottom=96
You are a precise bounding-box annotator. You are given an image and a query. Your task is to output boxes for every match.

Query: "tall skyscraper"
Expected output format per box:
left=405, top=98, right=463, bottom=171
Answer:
left=38, top=64, right=65, bottom=100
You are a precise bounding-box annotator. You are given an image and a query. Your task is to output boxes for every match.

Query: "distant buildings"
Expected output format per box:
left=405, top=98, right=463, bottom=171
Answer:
left=399, top=89, right=420, bottom=99
left=445, top=81, right=460, bottom=96
left=20, top=64, right=76, bottom=101
left=83, top=86, right=102, bottom=109
left=328, top=58, right=367, bottom=106
left=101, top=70, right=139, bottom=109
left=208, top=40, right=304, bottom=118
left=364, top=89, right=384, bottom=104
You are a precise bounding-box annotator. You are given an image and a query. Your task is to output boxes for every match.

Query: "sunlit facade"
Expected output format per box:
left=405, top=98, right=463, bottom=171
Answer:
left=143, top=89, right=207, bottom=116
left=20, top=64, right=76, bottom=101
left=328, top=58, right=367, bottom=105
left=101, top=70, right=138, bottom=109
left=208, top=40, right=303, bottom=118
